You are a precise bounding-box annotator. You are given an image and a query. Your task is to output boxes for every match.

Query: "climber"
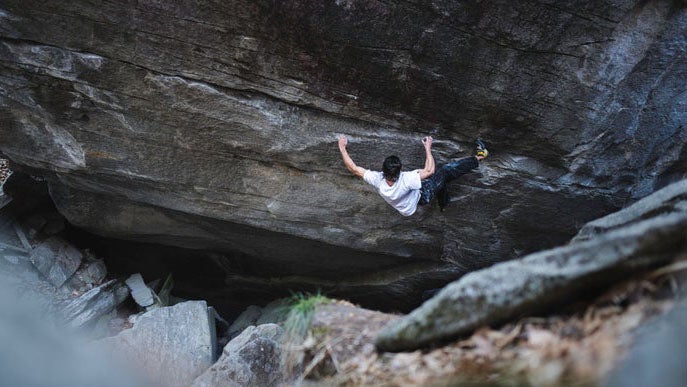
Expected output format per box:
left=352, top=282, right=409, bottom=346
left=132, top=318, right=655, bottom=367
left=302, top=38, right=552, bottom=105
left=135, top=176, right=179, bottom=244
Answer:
left=337, top=134, right=488, bottom=216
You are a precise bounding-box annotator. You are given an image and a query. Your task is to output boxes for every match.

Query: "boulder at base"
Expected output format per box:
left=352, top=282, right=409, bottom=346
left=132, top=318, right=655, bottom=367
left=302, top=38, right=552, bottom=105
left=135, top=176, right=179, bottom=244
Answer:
left=376, top=179, right=687, bottom=352
left=192, top=324, right=283, bottom=387
left=96, top=301, right=216, bottom=387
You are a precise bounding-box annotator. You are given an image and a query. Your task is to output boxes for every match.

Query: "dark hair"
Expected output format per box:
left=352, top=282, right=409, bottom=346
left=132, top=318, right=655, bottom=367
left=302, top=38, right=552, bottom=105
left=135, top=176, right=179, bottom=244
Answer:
left=382, top=155, right=402, bottom=182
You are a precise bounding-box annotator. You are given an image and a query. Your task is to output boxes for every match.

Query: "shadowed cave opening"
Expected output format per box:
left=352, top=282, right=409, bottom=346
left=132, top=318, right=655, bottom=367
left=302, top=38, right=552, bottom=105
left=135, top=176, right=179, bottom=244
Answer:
left=2, top=168, right=463, bottom=318
left=2, top=167, right=616, bottom=320
left=63, top=223, right=458, bottom=319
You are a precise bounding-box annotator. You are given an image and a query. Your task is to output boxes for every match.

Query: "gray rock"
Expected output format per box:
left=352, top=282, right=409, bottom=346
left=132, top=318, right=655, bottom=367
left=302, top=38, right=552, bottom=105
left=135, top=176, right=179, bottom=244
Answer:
left=66, top=257, right=107, bottom=293
left=192, top=324, right=283, bottom=387
left=256, top=298, right=291, bottom=326
left=30, top=237, right=83, bottom=288
left=125, top=273, right=155, bottom=309
left=12, top=222, right=31, bottom=251
left=61, top=279, right=129, bottom=329
left=1, top=1, right=686, bottom=305
left=228, top=305, right=263, bottom=340
left=0, top=279, right=145, bottom=387
left=0, top=195, right=11, bottom=211
left=605, top=299, right=687, bottom=387
left=376, top=180, right=687, bottom=351
left=228, top=299, right=290, bottom=341
left=573, top=179, right=687, bottom=242
left=96, top=301, right=216, bottom=387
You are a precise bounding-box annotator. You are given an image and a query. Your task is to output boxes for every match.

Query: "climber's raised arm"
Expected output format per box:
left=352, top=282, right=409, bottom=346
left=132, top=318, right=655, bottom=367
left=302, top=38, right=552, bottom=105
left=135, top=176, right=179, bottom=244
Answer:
left=338, top=135, right=366, bottom=178
left=418, top=136, right=435, bottom=180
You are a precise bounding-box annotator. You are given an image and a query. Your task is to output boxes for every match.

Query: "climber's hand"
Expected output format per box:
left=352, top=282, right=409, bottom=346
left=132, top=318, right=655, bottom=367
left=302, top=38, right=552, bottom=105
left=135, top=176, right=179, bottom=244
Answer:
left=422, top=136, right=433, bottom=150
left=338, top=135, right=348, bottom=149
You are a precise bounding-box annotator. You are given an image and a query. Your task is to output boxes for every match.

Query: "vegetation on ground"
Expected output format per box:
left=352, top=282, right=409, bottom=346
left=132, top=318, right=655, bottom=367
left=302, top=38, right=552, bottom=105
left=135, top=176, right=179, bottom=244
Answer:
left=281, top=291, right=332, bottom=379
left=286, top=257, right=687, bottom=386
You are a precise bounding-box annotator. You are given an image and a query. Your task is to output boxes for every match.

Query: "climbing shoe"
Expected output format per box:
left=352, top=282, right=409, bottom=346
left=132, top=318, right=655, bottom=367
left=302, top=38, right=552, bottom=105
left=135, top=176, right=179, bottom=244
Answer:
left=475, top=139, right=489, bottom=158
left=437, top=187, right=450, bottom=211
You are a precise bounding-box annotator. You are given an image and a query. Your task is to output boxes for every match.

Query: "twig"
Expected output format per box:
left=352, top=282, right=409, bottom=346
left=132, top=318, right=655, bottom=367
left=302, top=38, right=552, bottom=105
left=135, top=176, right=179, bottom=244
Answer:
left=300, top=347, right=328, bottom=381
left=13, top=221, right=32, bottom=251
left=326, top=342, right=342, bottom=374
left=648, top=260, right=687, bottom=279
left=0, top=241, right=28, bottom=253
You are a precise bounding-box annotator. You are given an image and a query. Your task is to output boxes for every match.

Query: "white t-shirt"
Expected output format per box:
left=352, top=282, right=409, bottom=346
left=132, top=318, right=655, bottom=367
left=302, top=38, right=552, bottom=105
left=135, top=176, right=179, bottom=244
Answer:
left=363, top=169, right=422, bottom=216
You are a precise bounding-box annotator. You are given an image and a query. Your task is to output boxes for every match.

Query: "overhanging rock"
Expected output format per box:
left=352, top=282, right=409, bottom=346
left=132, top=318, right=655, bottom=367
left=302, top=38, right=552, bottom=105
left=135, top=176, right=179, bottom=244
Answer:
left=1, top=1, right=685, bottom=302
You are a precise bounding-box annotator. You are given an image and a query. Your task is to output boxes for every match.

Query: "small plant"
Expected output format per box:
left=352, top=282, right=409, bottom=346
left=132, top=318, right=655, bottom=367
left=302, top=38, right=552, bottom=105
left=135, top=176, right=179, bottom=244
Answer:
left=283, top=291, right=330, bottom=342
left=281, top=291, right=331, bottom=380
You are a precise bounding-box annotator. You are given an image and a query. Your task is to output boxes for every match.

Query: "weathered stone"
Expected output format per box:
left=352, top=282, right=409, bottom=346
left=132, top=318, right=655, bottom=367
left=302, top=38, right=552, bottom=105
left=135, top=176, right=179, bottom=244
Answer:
left=228, top=299, right=291, bottom=341
left=30, top=236, right=82, bottom=288
left=0, top=1, right=685, bottom=305
left=573, top=179, right=687, bottom=242
left=228, top=305, right=262, bottom=340
left=0, top=281, right=145, bottom=387
left=192, top=324, right=283, bottom=387
left=67, top=255, right=107, bottom=293
left=96, top=301, right=216, bottom=387
left=256, top=298, right=292, bottom=326
left=125, top=273, right=155, bottom=309
left=605, top=299, right=687, bottom=387
left=375, top=180, right=687, bottom=351
left=61, top=279, right=129, bottom=329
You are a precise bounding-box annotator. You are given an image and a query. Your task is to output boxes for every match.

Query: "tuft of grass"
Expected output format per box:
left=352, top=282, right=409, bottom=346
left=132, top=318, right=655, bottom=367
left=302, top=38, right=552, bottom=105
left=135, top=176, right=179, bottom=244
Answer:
left=282, top=291, right=331, bottom=380
left=283, top=291, right=330, bottom=341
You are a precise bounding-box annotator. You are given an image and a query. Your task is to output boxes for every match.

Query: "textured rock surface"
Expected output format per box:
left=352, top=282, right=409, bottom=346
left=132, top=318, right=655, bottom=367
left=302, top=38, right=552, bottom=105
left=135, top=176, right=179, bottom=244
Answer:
left=66, top=253, right=107, bottom=292
left=30, top=236, right=82, bottom=287
left=0, top=282, right=145, bottom=387
left=605, top=299, right=687, bottom=387
left=0, top=1, right=685, bottom=302
left=376, top=179, right=687, bottom=351
left=97, top=301, right=216, bottom=387
left=227, top=299, right=292, bottom=340
left=192, top=323, right=283, bottom=387
left=125, top=273, right=155, bottom=309
left=61, top=279, right=129, bottom=329
left=573, top=179, right=687, bottom=242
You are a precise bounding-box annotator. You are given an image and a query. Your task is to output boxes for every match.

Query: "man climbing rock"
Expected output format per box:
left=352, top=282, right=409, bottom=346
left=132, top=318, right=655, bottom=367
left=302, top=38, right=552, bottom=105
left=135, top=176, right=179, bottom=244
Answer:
left=338, top=135, right=488, bottom=216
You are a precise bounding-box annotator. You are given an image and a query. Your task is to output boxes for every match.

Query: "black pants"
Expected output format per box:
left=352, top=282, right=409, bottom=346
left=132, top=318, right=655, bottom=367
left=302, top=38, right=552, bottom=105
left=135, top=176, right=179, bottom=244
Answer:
left=418, top=156, right=478, bottom=209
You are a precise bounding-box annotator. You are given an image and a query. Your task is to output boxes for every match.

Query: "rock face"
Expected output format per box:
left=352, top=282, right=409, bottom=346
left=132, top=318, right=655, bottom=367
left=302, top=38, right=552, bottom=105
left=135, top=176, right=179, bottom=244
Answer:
left=125, top=273, right=155, bottom=309
left=0, top=1, right=685, bottom=303
left=61, top=279, right=129, bottom=329
left=375, top=179, right=687, bottom=351
left=605, top=299, right=687, bottom=387
left=193, top=324, right=284, bottom=387
left=97, top=301, right=216, bottom=387
left=30, top=236, right=83, bottom=287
